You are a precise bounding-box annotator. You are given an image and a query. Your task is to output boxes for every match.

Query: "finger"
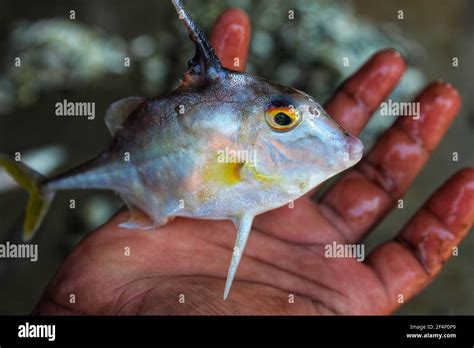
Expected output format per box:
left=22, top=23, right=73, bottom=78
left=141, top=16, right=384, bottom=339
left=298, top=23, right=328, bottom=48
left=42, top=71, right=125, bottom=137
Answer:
left=210, top=8, right=251, bottom=72
left=320, top=82, right=461, bottom=243
left=254, top=197, right=346, bottom=245
left=305, top=49, right=405, bottom=198
left=365, top=168, right=474, bottom=313
left=326, top=49, right=406, bottom=135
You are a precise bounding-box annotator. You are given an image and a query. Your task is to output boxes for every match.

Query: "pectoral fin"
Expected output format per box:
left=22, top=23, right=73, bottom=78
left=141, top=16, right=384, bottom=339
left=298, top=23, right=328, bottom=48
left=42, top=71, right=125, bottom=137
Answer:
left=223, top=214, right=254, bottom=300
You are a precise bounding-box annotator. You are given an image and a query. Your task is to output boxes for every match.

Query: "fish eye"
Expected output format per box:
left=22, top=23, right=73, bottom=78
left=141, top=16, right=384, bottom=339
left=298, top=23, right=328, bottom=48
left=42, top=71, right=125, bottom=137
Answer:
left=274, top=113, right=292, bottom=126
left=265, top=102, right=302, bottom=132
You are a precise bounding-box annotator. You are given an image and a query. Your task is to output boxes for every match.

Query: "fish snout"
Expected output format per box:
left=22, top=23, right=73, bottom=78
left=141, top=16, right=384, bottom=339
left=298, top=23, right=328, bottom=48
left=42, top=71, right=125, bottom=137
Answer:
left=346, top=135, right=364, bottom=163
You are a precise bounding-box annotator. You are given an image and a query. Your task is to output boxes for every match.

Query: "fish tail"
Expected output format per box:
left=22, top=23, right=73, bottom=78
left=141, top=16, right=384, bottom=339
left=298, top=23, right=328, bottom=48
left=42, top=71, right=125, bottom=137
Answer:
left=0, top=155, right=55, bottom=241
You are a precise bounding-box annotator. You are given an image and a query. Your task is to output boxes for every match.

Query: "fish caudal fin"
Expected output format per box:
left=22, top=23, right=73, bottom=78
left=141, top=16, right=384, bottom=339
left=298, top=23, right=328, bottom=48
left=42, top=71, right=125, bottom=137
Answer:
left=223, top=214, right=254, bottom=300
left=0, top=155, right=55, bottom=241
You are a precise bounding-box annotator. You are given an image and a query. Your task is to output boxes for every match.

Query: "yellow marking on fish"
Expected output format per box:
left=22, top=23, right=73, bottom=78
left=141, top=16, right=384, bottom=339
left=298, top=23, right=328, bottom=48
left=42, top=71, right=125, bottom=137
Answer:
left=203, top=161, right=244, bottom=186
left=0, top=157, right=50, bottom=240
left=244, top=162, right=281, bottom=184
left=203, top=157, right=281, bottom=187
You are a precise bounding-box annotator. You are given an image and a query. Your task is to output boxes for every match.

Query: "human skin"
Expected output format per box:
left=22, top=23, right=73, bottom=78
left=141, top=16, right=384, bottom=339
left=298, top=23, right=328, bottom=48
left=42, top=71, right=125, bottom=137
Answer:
left=34, top=9, right=473, bottom=315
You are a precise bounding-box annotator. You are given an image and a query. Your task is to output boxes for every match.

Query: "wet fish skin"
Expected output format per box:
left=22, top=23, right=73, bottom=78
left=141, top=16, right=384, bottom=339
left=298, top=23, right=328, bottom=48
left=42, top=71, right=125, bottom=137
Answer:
left=0, top=0, right=363, bottom=299
left=104, top=72, right=363, bottom=222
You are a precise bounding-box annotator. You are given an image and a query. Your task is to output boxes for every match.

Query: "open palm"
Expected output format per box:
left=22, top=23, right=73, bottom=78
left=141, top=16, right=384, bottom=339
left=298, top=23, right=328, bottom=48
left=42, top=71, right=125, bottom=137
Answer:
left=35, top=9, right=473, bottom=315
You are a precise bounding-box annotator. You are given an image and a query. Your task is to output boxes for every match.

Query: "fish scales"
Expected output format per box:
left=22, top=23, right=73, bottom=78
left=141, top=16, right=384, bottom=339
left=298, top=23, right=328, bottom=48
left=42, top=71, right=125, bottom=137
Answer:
left=0, top=0, right=363, bottom=299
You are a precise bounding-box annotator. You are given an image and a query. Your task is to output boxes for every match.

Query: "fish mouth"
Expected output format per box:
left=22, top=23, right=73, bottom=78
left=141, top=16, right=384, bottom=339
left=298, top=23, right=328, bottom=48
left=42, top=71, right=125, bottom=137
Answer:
left=346, top=136, right=364, bottom=164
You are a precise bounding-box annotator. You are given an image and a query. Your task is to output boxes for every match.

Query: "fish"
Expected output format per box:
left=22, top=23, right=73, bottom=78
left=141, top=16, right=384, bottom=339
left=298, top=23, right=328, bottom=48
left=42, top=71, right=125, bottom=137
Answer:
left=0, top=145, right=67, bottom=193
left=0, top=0, right=363, bottom=299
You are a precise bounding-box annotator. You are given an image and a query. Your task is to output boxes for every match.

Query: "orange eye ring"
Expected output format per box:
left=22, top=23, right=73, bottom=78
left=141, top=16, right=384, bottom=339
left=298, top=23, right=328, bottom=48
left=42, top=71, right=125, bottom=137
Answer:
left=265, top=105, right=301, bottom=132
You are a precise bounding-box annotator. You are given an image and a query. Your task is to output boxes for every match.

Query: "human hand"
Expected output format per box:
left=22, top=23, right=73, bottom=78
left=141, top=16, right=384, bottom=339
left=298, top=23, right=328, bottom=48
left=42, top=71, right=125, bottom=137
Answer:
left=35, top=8, right=473, bottom=315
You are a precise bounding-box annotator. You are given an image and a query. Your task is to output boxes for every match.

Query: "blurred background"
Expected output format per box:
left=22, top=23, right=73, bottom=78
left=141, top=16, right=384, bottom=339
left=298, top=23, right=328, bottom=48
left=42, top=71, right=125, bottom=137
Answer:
left=0, top=0, right=472, bottom=314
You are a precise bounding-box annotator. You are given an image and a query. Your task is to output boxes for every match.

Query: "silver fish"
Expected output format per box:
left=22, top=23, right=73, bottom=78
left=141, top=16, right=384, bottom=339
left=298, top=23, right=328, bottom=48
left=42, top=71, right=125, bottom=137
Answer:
left=0, top=0, right=363, bottom=299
